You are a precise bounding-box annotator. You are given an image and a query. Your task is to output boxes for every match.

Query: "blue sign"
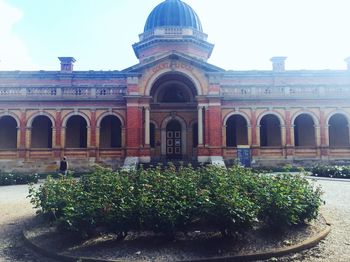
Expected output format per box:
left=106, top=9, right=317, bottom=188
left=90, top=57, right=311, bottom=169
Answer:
left=237, top=148, right=251, bottom=167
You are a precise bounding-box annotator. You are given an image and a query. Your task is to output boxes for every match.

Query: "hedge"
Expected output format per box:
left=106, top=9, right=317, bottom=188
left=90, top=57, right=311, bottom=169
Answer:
left=311, top=165, right=350, bottom=178
left=29, top=165, right=323, bottom=239
left=0, top=173, right=39, bottom=186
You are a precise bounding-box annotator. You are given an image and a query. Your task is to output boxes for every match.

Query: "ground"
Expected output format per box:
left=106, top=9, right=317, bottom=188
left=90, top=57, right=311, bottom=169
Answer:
left=0, top=178, right=349, bottom=262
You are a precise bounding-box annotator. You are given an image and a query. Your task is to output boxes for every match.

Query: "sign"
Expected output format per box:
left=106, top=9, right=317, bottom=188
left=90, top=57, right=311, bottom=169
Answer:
left=237, top=146, right=251, bottom=167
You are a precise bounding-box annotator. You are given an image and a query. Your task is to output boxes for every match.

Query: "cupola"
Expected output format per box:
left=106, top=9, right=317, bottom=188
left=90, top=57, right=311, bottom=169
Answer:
left=133, top=0, right=214, bottom=62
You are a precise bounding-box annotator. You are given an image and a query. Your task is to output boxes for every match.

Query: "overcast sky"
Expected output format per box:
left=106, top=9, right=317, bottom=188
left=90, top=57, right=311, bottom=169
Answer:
left=1, top=0, right=350, bottom=71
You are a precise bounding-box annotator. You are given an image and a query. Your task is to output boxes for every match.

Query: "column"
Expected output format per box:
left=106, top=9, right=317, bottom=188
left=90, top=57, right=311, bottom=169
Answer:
left=144, top=107, right=150, bottom=146
left=198, top=106, right=203, bottom=145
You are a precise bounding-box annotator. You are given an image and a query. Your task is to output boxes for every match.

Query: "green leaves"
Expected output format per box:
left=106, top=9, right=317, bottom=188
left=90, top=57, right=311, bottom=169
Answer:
left=29, top=165, right=323, bottom=238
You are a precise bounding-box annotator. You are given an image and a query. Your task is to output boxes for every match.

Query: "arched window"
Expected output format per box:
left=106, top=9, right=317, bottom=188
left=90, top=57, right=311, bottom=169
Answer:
left=226, top=115, right=248, bottom=147
left=150, top=123, right=156, bottom=148
left=100, top=115, right=122, bottom=148
left=260, top=114, right=281, bottom=147
left=329, top=114, right=349, bottom=147
left=66, top=116, right=87, bottom=148
left=31, top=115, right=53, bottom=148
left=0, top=116, right=17, bottom=149
left=294, top=114, right=315, bottom=146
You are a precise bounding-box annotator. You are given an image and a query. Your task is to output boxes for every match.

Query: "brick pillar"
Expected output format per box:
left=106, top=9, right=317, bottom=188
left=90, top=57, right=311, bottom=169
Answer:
left=53, top=111, right=62, bottom=158
left=251, top=110, right=260, bottom=157
left=18, top=111, right=27, bottom=158
left=207, top=100, right=222, bottom=156
left=320, top=110, right=329, bottom=158
left=89, top=110, right=97, bottom=158
left=125, top=98, right=142, bottom=158
left=285, top=110, right=291, bottom=145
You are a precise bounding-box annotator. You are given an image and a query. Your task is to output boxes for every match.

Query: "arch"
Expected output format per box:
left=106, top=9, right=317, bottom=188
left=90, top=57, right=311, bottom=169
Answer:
left=0, top=115, right=17, bottom=149
left=161, top=115, right=187, bottom=156
left=99, top=115, right=122, bottom=148
left=31, top=115, right=53, bottom=148
left=259, top=114, right=282, bottom=147
left=0, top=112, right=20, bottom=128
left=224, top=111, right=251, bottom=127
left=325, top=110, right=350, bottom=127
left=65, top=115, right=88, bottom=148
left=96, top=112, right=124, bottom=128
left=226, top=114, right=248, bottom=147
left=291, top=111, right=319, bottom=127
left=257, top=111, right=285, bottom=127
left=27, top=112, right=55, bottom=128
left=62, top=111, right=90, bottom=128
left=293, top=114, right=316, bottom=147
left=145, top=70, right=202, bottom=97
left=328, top=113, right=350, bottom=147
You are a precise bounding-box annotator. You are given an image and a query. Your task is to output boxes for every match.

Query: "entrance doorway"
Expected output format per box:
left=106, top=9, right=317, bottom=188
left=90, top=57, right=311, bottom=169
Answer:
left=166, top=120, right=182, bottom=160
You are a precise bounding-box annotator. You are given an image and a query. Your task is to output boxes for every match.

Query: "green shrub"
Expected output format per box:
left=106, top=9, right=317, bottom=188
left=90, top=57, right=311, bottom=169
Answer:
left=311, top=165, right=350, bottom=178
left=0, top=173, right=39, bottom=186
left=256, top=174, right=323, bottom=228
left=29, top=165, right=323, bottom=238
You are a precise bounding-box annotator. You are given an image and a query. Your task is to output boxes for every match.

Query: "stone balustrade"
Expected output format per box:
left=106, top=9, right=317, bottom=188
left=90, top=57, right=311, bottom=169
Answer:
left=0, top=86, right=127, bottom=100
left=222, top=85, right=350, bottom=99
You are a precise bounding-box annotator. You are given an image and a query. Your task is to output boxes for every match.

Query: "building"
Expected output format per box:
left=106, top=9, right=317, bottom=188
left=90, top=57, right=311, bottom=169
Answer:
left=0, top=0, right=350, bottom=172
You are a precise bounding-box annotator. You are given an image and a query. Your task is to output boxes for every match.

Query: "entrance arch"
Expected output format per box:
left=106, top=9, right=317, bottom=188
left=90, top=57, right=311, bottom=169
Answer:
left=161, top=116, right=187, bottom=159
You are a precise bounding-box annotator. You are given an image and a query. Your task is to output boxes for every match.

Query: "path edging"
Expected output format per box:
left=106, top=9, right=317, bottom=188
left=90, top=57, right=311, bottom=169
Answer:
left=22, top=217, right=331, bottom=262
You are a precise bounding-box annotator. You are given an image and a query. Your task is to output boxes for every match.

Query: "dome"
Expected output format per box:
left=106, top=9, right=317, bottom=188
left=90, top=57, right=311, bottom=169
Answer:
left=144, top=0, right=203, bottom=32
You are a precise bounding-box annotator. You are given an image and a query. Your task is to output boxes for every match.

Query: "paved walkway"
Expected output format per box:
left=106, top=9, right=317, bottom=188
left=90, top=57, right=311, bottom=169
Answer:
left=0, top=179, right=349, bottom=262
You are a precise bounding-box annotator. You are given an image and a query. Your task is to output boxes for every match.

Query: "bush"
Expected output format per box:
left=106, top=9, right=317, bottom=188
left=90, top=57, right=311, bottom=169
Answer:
left=311, top=165, right=350, bottom=178
left=255, top=174, right=323, bottom=229
left=0, top=173, right=39, bottom=186
left=29, top=165, right=323, bottom=238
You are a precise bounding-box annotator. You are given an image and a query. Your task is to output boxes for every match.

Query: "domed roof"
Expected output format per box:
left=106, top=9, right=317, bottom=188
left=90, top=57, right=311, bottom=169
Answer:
left=144, top=0, right=203, bottom=32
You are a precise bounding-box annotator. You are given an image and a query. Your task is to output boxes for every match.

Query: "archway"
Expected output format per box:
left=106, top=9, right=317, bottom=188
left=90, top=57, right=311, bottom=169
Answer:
left=150, top=73, right=197, bottom=160
left=0, top=116, right=17, bottom=149
left=31, top=115, right=53, bottom=148
left=166, top=120, right=182, bottom=160
left=99, top=115, right=122, bottom=148
left=66, top=115, right=87, bottom=148
left=226, top=115, right=248, bottom=147
left=329, top=114, right=349, bottom=147
left=294, top=114, right=315, bottom=146
left=260, top=114, right=281, bottom=147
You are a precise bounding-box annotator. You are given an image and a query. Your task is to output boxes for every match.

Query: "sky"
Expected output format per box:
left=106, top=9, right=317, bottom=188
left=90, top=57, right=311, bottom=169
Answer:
left=1, top=0, right=350, bottom=71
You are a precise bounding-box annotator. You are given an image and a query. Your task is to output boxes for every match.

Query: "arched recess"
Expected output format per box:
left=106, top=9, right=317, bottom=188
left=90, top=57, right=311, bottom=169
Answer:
left=31, top=115, right=53, bottom=148
left=145, top=69, right=202, bottom=97
left=150, top=73, right=198, bottom=103
left=0, top=115, right=18, bottom=149
left=260, top=114, right=282, bottom=147
left=99, top=115, right=122, bottom=148
left=65, top=115, right=88, bottom=148
left=293, top=114, right=316, bottom=146
left=161, top=115, right=187, bottom=157
left=225, top=114, right=248, bottom=147
left=328, top=113, right=350, bottom=147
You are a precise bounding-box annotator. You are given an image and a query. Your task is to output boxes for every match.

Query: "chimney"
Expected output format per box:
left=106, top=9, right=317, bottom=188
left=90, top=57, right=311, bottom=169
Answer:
left=345, top=57, right=350, bottom=71
left=270, top=56, right=287, bottom=72
left=58, top=57, right=76, bottom=73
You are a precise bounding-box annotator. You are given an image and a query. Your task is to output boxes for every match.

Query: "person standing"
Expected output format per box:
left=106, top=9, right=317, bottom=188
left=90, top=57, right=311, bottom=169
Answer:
left=59, top=157, right=68, bottom=176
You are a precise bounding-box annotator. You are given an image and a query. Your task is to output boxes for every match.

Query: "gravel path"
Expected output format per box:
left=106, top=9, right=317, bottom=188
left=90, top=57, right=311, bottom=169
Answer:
left=0, top=183, right=56, bottom=262
left=0, top=179, right=349, bottom=262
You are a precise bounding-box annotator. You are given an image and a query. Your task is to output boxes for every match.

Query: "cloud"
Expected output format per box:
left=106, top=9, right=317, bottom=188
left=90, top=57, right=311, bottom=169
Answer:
left=0, top=0, right=35, bottom=70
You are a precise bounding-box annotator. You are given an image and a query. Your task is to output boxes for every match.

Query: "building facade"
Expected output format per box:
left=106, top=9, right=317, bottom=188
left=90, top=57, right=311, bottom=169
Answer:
left=1, top=0, right=350, bottom=172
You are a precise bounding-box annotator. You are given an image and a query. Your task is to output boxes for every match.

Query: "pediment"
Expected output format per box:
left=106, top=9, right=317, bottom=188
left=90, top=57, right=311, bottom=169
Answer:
left=122, top=51, right=224, bottom=74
